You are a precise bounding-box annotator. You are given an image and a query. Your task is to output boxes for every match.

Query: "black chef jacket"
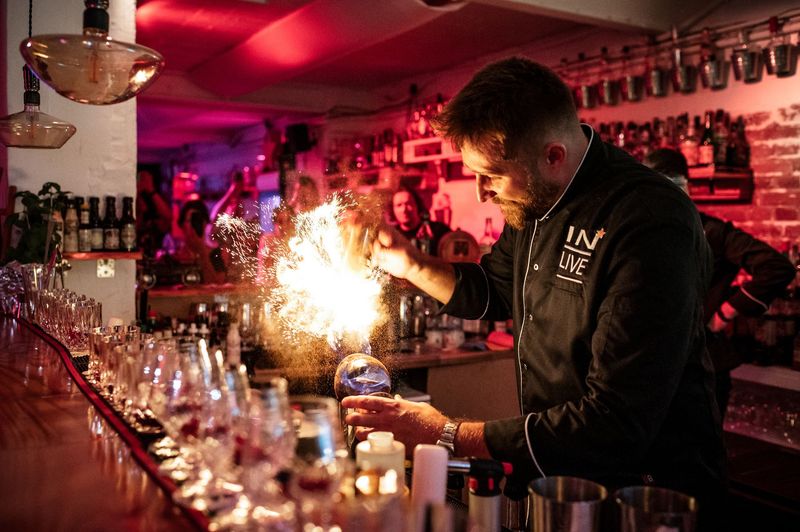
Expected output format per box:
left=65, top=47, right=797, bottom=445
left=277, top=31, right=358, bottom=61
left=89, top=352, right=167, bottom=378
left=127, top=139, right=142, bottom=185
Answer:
left=442, top=126, right=726, bottom=506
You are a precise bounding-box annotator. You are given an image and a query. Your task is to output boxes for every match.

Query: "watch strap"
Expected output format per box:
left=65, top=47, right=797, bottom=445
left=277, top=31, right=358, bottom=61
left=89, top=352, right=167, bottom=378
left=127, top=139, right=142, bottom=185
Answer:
left=435, top=420, right=460, bottom=456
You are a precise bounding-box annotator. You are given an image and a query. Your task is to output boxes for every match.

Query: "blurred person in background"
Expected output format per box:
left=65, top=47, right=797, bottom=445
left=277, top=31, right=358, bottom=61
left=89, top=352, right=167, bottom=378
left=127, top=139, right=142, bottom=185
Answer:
left=645, top=148, right=795, bottom=417
left=388, top=184, right=451, bottom=256
left=136, top=170, right=172, bottom=258
left=177, top=199, right=226, bottom=284
left=287, top=175, right=322, bottom=214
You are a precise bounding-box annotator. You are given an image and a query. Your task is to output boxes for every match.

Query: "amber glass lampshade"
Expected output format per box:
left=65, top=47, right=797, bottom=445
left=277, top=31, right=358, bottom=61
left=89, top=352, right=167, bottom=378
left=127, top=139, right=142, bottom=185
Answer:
left=0, top=66, right=76, bottom=149
left=20, top=0, right=165, bottom=105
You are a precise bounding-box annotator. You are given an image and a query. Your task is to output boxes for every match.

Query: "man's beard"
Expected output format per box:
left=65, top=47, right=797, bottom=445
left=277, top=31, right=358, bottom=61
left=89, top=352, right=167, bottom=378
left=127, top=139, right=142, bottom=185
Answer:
left=493, top=172, right=562, bottom=230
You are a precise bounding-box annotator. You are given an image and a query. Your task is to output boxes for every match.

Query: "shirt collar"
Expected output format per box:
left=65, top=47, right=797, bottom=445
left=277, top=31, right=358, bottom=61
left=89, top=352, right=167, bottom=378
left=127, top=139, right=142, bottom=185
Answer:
left=538, top=123, right=595, bottom=221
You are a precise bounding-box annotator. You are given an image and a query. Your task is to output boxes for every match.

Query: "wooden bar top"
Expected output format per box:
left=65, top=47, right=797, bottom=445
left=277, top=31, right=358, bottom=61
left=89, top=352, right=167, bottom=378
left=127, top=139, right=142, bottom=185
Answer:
left=0, top=316, right=195, bottom=531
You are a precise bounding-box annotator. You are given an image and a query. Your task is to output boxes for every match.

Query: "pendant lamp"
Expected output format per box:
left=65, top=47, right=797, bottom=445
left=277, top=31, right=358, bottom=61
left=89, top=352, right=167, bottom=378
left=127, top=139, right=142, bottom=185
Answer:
left=20, top=0, right=165, bottom=105
left=0, top=1, right=76, bottom=149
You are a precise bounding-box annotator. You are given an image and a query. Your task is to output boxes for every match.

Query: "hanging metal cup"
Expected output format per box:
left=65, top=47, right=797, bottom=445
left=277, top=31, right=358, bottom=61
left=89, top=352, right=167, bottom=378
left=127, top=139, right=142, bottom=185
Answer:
left=671, top=46, right=698, bottom=94
left=575, top=84, right=597, bottom=109
left=646, top=67, right=669, bottom=97
left=619, top=73, right=644, bottom=102
left=597, top=77, right=620, bottom=106
left=732, top=45, right=764, bottom=83
left=763, top=43, right=798, bottom=77
left=699, top=54, right=730, bottom=90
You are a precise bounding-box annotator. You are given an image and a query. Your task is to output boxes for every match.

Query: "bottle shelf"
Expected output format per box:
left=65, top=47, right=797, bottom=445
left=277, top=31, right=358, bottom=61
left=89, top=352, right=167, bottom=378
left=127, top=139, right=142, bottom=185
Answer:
left=63, top=251, right=143, bottom=261
left=686, top=166, right=754, bottom=203
left=145, top=283, right=253, bottom=298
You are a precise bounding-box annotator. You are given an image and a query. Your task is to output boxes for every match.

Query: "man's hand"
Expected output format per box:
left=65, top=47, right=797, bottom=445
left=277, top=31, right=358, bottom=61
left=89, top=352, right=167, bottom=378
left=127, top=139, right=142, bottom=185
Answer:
left=342, top=395, right=448, bottom=456
left=708, top=301, right=738, bottom=333
left=370, top=226, right=421, bottom=280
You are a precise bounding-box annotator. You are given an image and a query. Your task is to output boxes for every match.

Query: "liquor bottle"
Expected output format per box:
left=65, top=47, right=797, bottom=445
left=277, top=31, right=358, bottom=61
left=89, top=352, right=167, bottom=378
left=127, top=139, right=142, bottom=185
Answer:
left=78, top=199, right=92, bottom=252
left=120, top=196, right=137, bottom=251
left=103, top=196, right=120, bottom=251
left=698, top=111, right=715, bottom=166
left=614, top=122, right=626, bottom=149
left=713, top=110, right=729, bottom=166
left=733, top=116, right=750, bottom=167
left=634, top=123, right=652, bottom=161
left=679, top=114, right=699, bottom=167
left=89, top=197, right=104, bottom=251
left=726, top=120, right=740, bottom=167
left=63, top=198, right=79, bottom=253
left=479, top=217, right=495, bottom=256
left=625, top=121, right=639, bottom=154
left=415, top=213, right=433, bottom=255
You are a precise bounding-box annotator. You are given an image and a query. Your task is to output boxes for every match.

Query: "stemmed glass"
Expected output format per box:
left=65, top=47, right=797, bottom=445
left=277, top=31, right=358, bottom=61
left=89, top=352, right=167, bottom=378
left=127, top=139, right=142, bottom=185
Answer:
left=289, top=395, right=348, bottom=530
left=157, top=340, right=206, bottom=483
left=240, top=378, right=297, bottom=530
left=173, top=341, right=242, bottom=513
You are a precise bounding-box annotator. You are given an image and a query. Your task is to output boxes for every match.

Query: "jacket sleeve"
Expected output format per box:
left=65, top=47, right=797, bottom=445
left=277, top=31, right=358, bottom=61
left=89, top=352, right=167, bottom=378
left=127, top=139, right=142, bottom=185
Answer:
left=485, top=196, right=711, bottom=479
left=705, top=216, right=795, bottom=315
left=441, top=224, right=515, bottom=321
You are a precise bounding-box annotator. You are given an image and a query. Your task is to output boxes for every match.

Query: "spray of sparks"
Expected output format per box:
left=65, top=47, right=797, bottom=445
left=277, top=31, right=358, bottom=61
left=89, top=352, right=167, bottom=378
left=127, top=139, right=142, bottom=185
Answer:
left=269, top=195, right=384, bottom=353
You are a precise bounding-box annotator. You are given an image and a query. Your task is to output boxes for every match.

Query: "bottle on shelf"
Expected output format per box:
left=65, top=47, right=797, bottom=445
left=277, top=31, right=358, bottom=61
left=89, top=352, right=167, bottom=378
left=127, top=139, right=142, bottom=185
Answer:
left=733, top=115, right=750, bottom=167
left=678, top=114, right=699, bottom=167
left=698, top=111, right=715, bottom=166
left=78, top=198, right=92, bottom=252
left=63, top=198, right=79, bottom=253
left=89, top=196, right=104, bottom=251
left=414, top=213, right=433, bottom=255
left=479, top=217, right=496, bottom=256
left=120, top=196, right=137, bottom=252
left=713, top=109, right=729, bottom=166
left=102, top=196, right=120, bottom=251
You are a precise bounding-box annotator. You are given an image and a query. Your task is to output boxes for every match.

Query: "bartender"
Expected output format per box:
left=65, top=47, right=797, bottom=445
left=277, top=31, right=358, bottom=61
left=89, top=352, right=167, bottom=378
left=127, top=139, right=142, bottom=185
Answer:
left=344, top=57, right=725, bottom=527
left=389, top=185, right=451, bottom=256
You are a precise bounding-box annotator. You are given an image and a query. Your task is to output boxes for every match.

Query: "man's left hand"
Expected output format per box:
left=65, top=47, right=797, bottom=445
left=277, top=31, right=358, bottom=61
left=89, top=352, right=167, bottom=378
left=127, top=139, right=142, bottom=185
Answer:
left=342, top=395, right=448, bottom=455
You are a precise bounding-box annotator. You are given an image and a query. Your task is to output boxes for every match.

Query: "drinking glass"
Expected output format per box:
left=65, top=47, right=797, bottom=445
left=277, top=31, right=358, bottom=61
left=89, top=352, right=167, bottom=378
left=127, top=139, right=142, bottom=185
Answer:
left=228, top=378, right=297, bottom=530
left=289, top=395, right=348, bottom=530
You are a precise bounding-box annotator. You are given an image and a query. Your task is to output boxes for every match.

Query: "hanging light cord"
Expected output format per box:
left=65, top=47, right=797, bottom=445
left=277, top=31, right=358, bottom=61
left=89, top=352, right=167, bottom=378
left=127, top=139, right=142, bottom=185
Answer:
left=28, top=0, right=32, bottom=39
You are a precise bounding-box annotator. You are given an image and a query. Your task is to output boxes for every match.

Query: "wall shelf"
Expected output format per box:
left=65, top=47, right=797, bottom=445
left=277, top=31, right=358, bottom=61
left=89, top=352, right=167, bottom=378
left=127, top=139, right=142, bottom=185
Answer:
left=63, top=251, right=143, bottom=261
left=687, top=166, right=754, bottom=204
left=145, top=283, right=255, bottom=298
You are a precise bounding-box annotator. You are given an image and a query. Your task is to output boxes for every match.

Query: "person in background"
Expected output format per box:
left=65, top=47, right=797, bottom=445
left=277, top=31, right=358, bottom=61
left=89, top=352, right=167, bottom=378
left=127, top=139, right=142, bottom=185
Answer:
left=644, top=148, right=795, bottom=417
left=288, top=175, right=322, bottom=214
left=389, top=185, right=451, bottom=256
left=136, top=170, right=172, bottom=258
left=344, top=57, right=725, bottom=527
left=211, top=170, right=247, bottom=223
left=177, top=199, right=226, bottom=284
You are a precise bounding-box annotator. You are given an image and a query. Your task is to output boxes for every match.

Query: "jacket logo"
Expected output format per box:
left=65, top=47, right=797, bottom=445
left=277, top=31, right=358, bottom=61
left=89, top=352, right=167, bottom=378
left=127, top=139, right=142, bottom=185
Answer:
left=556, top=226, right=605, bottom=284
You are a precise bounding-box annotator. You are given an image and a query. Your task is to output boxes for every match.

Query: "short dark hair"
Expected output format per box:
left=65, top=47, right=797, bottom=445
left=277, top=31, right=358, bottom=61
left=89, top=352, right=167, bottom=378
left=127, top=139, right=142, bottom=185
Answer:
left=645, top=148, right=689, bottom=180
left=388, top=185, right=428, bottom=223
left=178, top=199, right=210, bottom=237
left=430, top=57, right=577, bottom=160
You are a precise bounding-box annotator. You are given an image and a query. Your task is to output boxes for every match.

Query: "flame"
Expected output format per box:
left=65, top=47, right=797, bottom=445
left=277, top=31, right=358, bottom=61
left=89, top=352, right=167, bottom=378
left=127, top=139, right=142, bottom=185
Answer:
left=270, top=195, right=383, bottom=352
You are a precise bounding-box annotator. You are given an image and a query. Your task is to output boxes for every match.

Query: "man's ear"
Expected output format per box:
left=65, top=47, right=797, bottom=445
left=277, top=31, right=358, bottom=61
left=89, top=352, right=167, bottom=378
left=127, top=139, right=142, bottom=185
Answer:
left=544, top=143, right=567, bottom=166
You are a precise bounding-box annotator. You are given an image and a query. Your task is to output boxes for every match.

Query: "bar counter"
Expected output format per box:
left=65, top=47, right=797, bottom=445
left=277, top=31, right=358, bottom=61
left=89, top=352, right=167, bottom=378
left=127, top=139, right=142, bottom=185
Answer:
left=0, top=316, right=198, bottom=531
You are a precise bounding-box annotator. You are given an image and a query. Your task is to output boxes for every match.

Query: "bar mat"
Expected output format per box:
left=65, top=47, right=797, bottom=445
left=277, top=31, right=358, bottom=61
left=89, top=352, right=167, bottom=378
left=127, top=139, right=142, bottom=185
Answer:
left=19, top=319, right=209, bottom=531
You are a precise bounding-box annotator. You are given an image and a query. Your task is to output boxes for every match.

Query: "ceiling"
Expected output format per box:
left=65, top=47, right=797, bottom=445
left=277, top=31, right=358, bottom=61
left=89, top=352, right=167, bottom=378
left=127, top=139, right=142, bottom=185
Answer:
left=136, top=0, right=696, bottom=160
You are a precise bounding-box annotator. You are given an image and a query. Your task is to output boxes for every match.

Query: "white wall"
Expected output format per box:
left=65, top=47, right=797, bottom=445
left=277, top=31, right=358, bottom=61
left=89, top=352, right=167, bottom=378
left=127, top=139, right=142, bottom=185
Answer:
left=3, top=0, right=138, bottom=323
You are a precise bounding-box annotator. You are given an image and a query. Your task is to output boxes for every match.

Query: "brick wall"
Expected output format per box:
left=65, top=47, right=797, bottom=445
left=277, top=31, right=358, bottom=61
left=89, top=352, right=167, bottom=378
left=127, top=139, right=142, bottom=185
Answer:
left=702, top=104, right=800, bottom=249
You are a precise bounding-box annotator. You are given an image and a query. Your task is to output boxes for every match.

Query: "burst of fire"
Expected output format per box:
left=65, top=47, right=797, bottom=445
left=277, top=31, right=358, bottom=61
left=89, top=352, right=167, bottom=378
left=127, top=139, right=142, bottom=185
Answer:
left=270, top=195, right=384, bottom=353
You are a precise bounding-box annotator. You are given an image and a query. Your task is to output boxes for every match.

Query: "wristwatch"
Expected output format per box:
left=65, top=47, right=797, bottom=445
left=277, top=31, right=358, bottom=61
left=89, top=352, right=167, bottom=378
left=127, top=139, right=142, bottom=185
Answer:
left=436, top=420, right=460, bottom=456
